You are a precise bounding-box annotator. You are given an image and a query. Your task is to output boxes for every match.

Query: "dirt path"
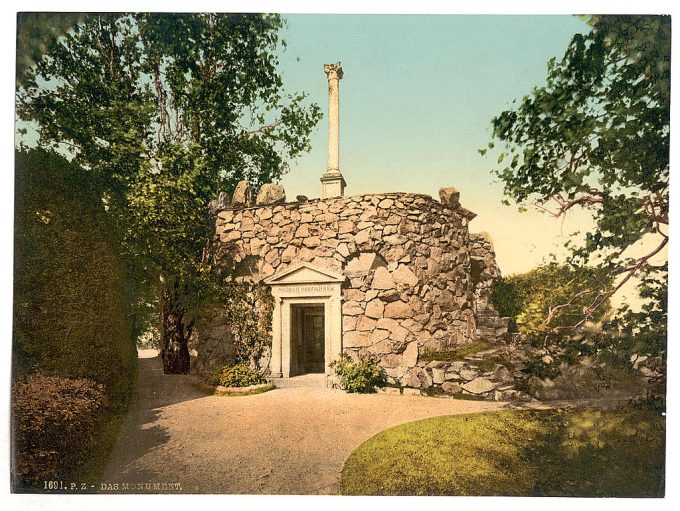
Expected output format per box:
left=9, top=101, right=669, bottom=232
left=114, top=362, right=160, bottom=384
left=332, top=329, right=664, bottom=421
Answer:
left=102, top=352, right=506, bottom=494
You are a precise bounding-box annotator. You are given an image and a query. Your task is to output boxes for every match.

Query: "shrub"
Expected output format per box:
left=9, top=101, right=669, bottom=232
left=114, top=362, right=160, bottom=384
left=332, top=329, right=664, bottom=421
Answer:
left=491, top=263, right=612, bottom=341
left=331, top=353, right=387, bottom=393
left=207, top=363, right=266, bottom=388
left=11, top=374, right=107, bottom=488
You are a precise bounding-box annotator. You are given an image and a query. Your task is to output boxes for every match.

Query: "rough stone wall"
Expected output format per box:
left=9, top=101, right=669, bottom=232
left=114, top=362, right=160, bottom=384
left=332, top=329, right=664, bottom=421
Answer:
left=215, top=192, right=480, bottom=385
left=469, top=233, right=509, bottom=340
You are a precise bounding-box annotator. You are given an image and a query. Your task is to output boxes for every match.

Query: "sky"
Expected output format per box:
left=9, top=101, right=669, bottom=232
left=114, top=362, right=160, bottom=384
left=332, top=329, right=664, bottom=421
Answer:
left=274, top=14, right=595, bottom=277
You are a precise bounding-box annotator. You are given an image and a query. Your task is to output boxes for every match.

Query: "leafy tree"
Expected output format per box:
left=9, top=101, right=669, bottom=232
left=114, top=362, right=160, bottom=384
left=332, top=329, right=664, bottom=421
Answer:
left=15, top=13, right=85, bottom=86
left=485, top=16, right=669, bottom=373
left=17, top=13, right=321, bottom=373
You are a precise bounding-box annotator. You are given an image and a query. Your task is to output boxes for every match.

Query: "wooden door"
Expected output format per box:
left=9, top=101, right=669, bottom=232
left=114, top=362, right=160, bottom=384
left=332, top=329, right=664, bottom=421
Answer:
left=303, top=307, right=325, bottom=373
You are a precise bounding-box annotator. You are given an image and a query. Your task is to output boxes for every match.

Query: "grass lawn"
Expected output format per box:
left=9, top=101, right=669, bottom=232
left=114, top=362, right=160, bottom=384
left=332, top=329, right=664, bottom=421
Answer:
left=340, top=408, right=665, bottom=496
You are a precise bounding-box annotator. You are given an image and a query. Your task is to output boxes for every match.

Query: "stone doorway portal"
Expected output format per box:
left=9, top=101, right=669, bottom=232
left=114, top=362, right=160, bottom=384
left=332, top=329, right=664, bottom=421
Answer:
left=291, top=305, right=325, bottom=375
left=264, top=263, right=344, bottom=381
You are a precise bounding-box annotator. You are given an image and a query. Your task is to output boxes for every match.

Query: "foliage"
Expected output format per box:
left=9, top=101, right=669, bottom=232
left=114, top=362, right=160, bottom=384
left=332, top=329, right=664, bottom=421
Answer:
left=207, top=363, right=266, bottom=388
left=17, top=13, right=321, bottom=283
left=15, top=13, right=86, bottom=86
left=491, top=263, right=612, bottom=344
left=340, top=409, right=665, bottom=496
left=222, top=282, right=274, bottom=372
left=12, top=374, right=107, bottom=489
left=421, top=340, right=492, bottom=362
left=485, top=16, right=668, bottom=373
left=330, top=353, right=387, bottom=393
left=16, top=13, right=322, bottom=372
left=13, top=149, right=137, bottom=404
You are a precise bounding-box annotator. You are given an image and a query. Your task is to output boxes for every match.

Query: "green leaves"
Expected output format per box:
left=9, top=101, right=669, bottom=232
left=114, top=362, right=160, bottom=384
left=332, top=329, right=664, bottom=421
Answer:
left=484, top=16, right=669, bottom=365
left=17, top=13, right=322, bottom=323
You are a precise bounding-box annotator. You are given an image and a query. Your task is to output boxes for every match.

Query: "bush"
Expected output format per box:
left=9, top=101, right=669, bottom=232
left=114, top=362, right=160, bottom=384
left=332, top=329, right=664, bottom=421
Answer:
left=491, top=263, right=612, bottom=340
left=11, top=374, right=107, bottom=488
left=207, top=363, right=266, bottom=388
left=331, top=353, right=387, bottom=393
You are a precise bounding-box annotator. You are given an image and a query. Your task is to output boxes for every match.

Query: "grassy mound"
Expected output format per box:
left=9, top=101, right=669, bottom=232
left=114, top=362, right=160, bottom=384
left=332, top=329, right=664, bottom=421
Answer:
left=340, top=408, right=665, bottom=496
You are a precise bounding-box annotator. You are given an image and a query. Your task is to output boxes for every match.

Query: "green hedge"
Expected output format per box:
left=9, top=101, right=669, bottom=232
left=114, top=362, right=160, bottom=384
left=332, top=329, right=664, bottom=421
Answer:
left=12, top=149, right=138, bottom=488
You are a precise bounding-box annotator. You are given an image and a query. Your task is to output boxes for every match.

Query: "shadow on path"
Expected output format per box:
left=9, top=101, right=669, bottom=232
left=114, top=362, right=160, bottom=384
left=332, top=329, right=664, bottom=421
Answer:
left=102, top=355, right=210, bottom=485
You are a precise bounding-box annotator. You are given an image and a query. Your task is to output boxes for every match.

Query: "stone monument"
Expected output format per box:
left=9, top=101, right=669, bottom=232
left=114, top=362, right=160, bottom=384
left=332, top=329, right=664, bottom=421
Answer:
left=320, top=62, right=347, bottom=199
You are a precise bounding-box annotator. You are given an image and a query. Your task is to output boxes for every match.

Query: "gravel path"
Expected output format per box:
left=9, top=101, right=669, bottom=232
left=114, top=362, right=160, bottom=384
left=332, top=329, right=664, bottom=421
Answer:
left=102, top=352, right=505, bottom=494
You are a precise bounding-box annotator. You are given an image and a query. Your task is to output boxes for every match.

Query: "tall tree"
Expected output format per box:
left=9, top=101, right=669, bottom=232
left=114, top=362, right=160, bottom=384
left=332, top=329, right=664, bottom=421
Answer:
left=17, top=13, right=321, bottom=373
left=485, top=16, right=669, bottom=370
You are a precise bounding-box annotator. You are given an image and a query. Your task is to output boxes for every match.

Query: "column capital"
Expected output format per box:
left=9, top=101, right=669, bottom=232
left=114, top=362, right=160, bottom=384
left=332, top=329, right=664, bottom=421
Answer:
left=324, top=62, right=344, bottom=81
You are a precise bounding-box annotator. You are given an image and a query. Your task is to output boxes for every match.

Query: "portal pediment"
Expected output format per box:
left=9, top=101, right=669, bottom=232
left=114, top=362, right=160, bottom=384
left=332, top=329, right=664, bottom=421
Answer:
left=263, top=263, right=345, bottom=285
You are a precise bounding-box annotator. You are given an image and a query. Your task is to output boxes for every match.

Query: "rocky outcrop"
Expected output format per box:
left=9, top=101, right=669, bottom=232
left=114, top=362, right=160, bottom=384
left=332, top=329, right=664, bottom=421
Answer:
left=193, top=311, right=237, bottom=375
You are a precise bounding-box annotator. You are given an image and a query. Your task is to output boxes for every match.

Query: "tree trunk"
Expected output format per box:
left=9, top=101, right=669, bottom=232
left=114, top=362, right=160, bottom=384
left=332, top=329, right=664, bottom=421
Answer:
left=159, top=277, right=193, bottom=374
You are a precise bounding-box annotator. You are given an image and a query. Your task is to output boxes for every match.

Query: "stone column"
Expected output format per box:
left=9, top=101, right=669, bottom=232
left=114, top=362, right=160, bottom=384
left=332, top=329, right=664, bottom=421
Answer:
left=321, top=62, right=347, bottom=199
left=270, top=296, right=283, bottom=378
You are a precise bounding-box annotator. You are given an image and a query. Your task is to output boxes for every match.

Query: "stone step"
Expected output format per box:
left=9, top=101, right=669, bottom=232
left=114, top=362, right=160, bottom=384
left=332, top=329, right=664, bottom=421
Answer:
left=269, top=373, right=328, bottom=388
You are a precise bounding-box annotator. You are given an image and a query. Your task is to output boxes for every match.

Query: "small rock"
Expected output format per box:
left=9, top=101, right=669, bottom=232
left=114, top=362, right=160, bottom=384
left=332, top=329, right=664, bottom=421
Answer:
left=372, top=266, right=395, bottom=290
left=493, top=366, right=513, bottom=382
left=461, top=377, right=495, bottom=394
left=459, top=368, right=479, bottom=381
left=296, top=195, right=308, bottom=202
left=256, top=183, right=286, bottom=205
left=439, top=187, right=460, bottom=208
left=383, top=300, right=411, bottom=319
left=402, top=388, right=421, bottom=396
left=232, top=180, right=253, bottom=207
left=392, top=265, right=419, bottom=287
left=431, top=367, right=446, bottom=384
left=441, top=381, right=463, bottom=394
left=402, top=341, right=419, bottom=367
left=376, top=387, right=401, bottom=395
left=365, top=299, right=385, bottom=319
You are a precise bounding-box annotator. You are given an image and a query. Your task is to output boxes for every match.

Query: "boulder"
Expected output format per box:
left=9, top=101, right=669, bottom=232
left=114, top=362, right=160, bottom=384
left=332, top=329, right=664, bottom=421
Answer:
left=256, top=183, right=286, bottom=205
left=232, top=180, right=253, bottom=207
left=439, top=187, right=460, bottom=208
left=461, top=377, right=495, bottom=394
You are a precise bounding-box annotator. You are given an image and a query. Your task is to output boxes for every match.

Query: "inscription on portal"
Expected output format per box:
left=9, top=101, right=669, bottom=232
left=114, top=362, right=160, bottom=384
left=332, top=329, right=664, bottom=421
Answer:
left=279, top=284, right=335, bottom=295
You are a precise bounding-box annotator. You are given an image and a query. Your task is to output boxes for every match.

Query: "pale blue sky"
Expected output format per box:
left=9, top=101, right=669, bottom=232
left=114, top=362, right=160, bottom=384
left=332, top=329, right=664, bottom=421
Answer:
left=275, top=14, right=597, bottom=277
